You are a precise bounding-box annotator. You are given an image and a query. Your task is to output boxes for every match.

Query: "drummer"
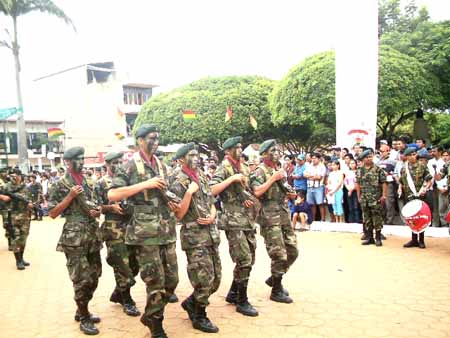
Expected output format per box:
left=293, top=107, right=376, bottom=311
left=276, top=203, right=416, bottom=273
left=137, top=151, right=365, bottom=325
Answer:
left=398, top=147, right=433, bottom=248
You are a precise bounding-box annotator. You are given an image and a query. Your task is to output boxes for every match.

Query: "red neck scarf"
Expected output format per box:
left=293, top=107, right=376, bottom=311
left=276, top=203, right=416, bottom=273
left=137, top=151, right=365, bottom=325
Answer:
left=264, top=159, right=278, bottom=170
left=140, top=150, right=156, bottom=170
left=225, top=155, right=241, bottom=172
left=182, top=165, right=199, bottom=185
left=68, top=168, right=84, bottom=186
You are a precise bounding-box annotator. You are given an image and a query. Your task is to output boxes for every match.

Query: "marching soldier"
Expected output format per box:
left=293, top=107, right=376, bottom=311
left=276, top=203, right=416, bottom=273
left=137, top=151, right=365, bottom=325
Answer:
left=398, top=147, right=432, bottom=248
left=249, top=139, right=298, bottom=304
left=209, top=136, right=258, bottom=317
left=355, top=150, right=388, bottom=247
left=0, top=167, right=12, bottom=250
left=94, top=151, right=140, bottom=317
left=48, top=147, right=103, bottom=335
left=108, top=124, right=179, bottom=338
left=171, top=143, right=221, bottom=333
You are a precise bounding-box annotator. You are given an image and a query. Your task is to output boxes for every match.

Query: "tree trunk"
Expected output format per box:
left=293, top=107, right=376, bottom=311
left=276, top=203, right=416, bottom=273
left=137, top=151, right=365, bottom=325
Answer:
left=13, top=16, right=29, bottom=173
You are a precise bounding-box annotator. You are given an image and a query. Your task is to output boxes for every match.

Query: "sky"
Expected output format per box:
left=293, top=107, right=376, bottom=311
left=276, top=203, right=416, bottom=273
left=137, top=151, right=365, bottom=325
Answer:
left=0, top=0, right=449, bottom=119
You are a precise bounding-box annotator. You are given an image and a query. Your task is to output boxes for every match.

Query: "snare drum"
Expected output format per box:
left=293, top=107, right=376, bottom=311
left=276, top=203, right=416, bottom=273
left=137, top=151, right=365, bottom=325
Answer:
left=401, top=199, right=431, bottom=234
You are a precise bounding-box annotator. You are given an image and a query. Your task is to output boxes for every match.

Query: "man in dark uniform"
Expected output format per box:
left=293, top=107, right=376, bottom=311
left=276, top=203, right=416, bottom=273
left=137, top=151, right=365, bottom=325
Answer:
left=249, top=139, right=298, bottom=304
left=355, top=150, right=388, bottom=247
left=29, top=174, right=43, bottom=221
left=398, top=147, right=432, bottom=248
left=94, top=151, right=140, bottom=316
left=48, top=147, right=103, bottom=335
left=0, top=167, right=12, bottom=250
left=210, top=136, right=258, bottom=317
left=171, top=143, right=221, bottom=333
left=108, top=124, right=179, bottom=338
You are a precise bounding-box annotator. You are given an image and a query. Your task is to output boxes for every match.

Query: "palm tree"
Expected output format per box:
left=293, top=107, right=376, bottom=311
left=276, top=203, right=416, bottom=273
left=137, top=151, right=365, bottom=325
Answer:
left=0, top=0, right=74, bottom=172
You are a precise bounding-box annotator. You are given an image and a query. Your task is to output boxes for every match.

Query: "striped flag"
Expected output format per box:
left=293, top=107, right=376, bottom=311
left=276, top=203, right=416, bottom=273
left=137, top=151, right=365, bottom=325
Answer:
left=250, top=114, right=258, bottom=130
left=183, top=110, right=196, bottom=120
left=48, top=128, right=64, bottom=138
left=225, top=106, right=233, bottom=122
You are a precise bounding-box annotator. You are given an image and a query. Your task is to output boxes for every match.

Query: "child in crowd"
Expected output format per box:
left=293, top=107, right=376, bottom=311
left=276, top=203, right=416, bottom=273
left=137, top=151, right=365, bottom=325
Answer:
left=291, top=192, right=313, bottom=231
left=326, top=160, right=345, bottom=223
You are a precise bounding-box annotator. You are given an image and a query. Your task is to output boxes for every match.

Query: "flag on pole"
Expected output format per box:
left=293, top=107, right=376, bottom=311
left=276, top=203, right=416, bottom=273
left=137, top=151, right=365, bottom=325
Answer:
left=250, top=114, right=258, bottom=130
left=48, top=127, right=65, bottom=138
left=183, top=110, right=196, bottom=120
left=225, top=106, right=233, bottom=122
left=117, top=106, right=125, bottom=120
left=114, top=132, right=125, bottom=140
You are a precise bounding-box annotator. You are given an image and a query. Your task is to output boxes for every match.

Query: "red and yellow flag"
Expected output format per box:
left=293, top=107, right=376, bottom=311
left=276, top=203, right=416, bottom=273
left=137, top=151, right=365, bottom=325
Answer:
left=250, top=114, right=258, bottom=130
left=114, top=132, right=125, bottom=140
left=48, top=128, right=64, bottom=138
left=225, top=106, right=233, bottom=122
left=183, top=110, right=196, bottom=120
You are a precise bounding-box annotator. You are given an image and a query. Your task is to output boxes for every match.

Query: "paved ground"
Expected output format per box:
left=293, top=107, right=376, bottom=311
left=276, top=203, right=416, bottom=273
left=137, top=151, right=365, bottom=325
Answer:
left=1, top=217, right=450, bottom=338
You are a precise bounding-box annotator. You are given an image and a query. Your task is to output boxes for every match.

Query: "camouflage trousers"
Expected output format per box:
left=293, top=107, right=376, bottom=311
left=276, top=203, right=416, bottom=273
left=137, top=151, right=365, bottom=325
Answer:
left=137, top=243, right=178, bottom=323
left=260, top=224, right=298, bottom=278
left=105, top=239, right=139, bottom=292
left=361, top=202, right=384, bottom=232
left=11, top=219, right=30, bottom=253
left=225, top=229, right=256, bottom=283
left=186, top=245, right=222, bottom=306
left=63, top=240, right=102, bottom=307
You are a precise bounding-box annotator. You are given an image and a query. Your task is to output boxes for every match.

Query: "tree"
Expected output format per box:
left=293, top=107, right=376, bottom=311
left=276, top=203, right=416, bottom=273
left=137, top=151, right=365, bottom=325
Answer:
left=0, top=0, right=74, bottom=172
left=425, top=112, right=450, bottom=148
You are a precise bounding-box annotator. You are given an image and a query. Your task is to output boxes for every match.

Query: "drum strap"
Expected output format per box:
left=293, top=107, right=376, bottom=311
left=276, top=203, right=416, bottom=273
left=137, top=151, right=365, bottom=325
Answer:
left=405, top=164, right=418, bottom=197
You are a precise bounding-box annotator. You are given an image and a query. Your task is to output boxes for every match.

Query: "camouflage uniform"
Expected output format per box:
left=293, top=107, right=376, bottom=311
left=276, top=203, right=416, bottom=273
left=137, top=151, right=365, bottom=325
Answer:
left=48, top=172, right=102, bottom=309
left=356, top=165, right=387, bottom=231
left=0, top=176, right=10, bottom=247
left=171, top=169, right=221, bottom=306
left=94, top=175, right=139, bottom=293
left=210, top=159, right=256, bottom=283
left=249, top=163, right=298, bottom=278
left=399, top=162, right=432, bottom=203
left=112, top=154, right=178, bottom=325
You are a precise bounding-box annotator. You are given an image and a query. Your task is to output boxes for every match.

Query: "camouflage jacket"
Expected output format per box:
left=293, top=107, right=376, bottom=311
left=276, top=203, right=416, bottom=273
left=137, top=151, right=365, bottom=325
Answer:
left=111, top=154, right=176, bottom=246
left=209, top=159, right=254, bottom=230
left=29, top=182, right=42, bottom=203
left=356, top=164, right=387, bottom=206
left=48, top=172, right=101, bottom=252
left=439, top=163, right=449, bottom=187
left=94, top=174, right=129, bottom=242
left=250, top=163, right=287, bottom=210
left=4, top=181, right=31, bottom=220
left=400, top=162, right=432, bottom=202
left=171, top=169, right=220, bottom=251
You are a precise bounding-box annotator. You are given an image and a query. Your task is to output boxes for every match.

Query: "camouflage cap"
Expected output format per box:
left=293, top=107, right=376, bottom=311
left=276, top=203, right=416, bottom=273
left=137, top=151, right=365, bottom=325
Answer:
left=63, top=146, right=85, bottom=160
left=358, top=149, right=373, bottom=161
left=174, top=142, right=197, bottom=160
left=222, top=136, right=243, bottom=150
left=259, top=139, right=277, bottom=154
left=104, top=151, right=123, bottom=162
left=135, top=124, right=159, bottom=139
left=404, top=147, right=417, bottom=156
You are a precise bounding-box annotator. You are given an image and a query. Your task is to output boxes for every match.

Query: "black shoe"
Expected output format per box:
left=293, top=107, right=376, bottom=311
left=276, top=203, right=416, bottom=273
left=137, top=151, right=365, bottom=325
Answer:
left=20, top=252, right=30, bottom=266
left=14, top=252, right=25, bottom=270
left=375, top=231, right=382, bottom=247
left=168, top=293, right=179, bottom=303
left=193, top=303, right=219, bottom=333
left=75, top=311, right=101, bottom=324
left=419, top=232, right=426, bottom=249
left=123, top=303, right=140, bottom=316
left=270, top=276, right=293, bottom=304
left=225, top=280, right=238, bottom=304
left=181, top=295, right=196, bottom=321
left=79, top=317, right=99, bottom=336
left=236, top=282, right=258, bottom=317
left=404, top=233, right=419, bottom=248
left=110, top=287, right=123, bottom=304
left=149, top=315, right=168, bottom=338
left=7, top=238, right=12, bottom=251
left=265, top=276, right=289, bottom=296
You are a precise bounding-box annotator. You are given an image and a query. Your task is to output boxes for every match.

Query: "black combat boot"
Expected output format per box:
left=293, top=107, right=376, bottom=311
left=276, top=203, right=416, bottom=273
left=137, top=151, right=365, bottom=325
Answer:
left=236, top=282, right=258, bottom=317
left=361, top=228, right=375, bottom=245
left=403, top=233, right=419, bottom=248
left=181, top=294, right=196, bottom=321
left=360, top=226, right=368, bottom=240
left=193, top=303, right=219, bottom=333
left=375, top=231, right=383, bottom=247
left=225, top=280, right=238, bottom=304
left=20, top=251, right=30, bottom=266
left=265, top=276, right=289, bottom=296
left=121, top=288, right=140, bottom=316
left=75, top=311, right=101, bottom=323
left=14, top=252, right=25, bottom=270
left=168, top=293, right=179, bottom=303
left=7, top=238, right=12, bottom=251
left=109, top=286, right=123, bottom=304
left=149, top=314, right=168, bottom=338
left=270, top=276, right=293, bottom=304
left=76, top=303, right=99, bottom=335
left=418, top=232, right=426, bottom=249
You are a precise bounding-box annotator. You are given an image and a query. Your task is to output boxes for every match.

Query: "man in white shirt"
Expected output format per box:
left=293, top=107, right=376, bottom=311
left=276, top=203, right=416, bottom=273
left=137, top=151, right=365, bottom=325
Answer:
left=429, top=146, right=448, bottom=227
left=304, top=153, right=326, bottom=222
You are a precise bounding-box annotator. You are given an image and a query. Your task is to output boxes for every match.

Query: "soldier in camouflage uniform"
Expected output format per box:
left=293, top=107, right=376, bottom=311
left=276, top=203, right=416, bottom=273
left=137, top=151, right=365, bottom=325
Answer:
left=355, top=150, right=388, bottom=247
left=94, top=151, right=140, bottom=317
left=249, top=139, right=298, bottom=304
left=171, top=143, right=221, bottom=333
left=108, top=124, right=179, bottom=338
left=0, top=168, right=12, bottom=250
left=209, top=136, right=258, bottom=317
left=48, top=147, right=103, bottom=336
left=398, top=147, right=433, bottom=248
left=1, top=169, right=33, bottom=270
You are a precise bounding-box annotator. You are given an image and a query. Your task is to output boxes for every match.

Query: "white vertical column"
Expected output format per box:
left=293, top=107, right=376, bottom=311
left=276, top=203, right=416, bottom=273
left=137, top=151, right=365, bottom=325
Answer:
left=336, top=0, right=379, bottom=149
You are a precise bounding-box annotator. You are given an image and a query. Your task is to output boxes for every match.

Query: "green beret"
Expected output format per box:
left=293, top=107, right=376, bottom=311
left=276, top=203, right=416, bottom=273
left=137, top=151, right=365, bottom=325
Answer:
left=404, top=147, right=417, bottom=156
left=104, top=151, right=123, bottom=162
left=223, top=136, right=243, bottom=150
left=259, top=139, right=277, bottom=154
left=358, top=149, right=373, bottom=161
left=63, top=147, right=85, bottom=160
left=174, top=142, right=197, bottom=160
left=135, top=124, right=159, bottom=139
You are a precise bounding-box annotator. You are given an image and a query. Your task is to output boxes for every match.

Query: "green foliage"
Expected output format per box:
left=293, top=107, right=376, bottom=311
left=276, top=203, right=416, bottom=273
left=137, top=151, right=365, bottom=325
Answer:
left=378, top=0, right=429, bottom=36
left=425, top=113, right=450, bottom=148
